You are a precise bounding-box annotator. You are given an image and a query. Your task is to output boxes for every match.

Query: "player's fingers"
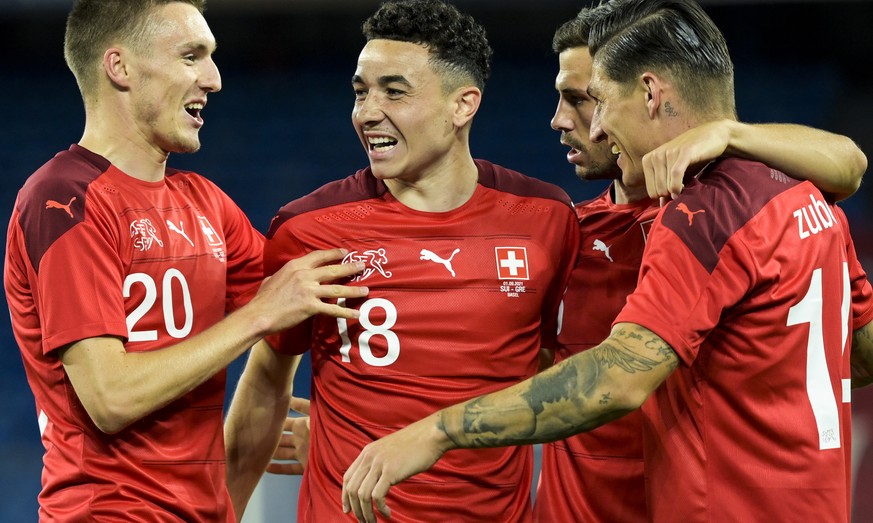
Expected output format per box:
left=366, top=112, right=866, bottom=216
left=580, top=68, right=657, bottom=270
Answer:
left=342, top=458, right=366, bottom=518
left=266, top=462, right=304, bottom=475
left=282, top=416, right=298, bottom=432
left=373, top=476, right=393, bottom=519
left=666, top=149, right=686, bottom=199
left=643, top=150, right=666, bottom=200
left=316, top=283, right=369, bottom=300
left=318, top=300, right=365, bottom=320
left=295, top=248, right=350, bottom=268
left=309, top=260, right=368, bottom=284
left=342, top=455, right=383, bottom=523
left=289, top=421, right=309, bottom=441
left=358, top=471, right=380, bottom=523
left=290, top=397, right=311, bottom=415
left=271, top=445, right=298, bottom=461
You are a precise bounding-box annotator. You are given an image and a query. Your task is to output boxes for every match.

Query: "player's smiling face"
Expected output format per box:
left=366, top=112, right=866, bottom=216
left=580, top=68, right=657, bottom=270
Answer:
left=126, top=3, right=221, bottom=156
left=351, top=39, right=457, bottom=182
left=588, top=61, right=652, bottom=189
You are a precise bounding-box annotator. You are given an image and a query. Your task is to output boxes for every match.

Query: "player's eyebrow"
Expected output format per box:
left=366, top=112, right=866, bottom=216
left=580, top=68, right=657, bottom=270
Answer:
left=352, top=74, right=413, bottom=88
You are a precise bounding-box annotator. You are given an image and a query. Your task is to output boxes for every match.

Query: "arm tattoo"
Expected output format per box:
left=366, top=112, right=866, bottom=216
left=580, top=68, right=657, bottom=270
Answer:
left=595, top=326, right=675, bottom=374
left=439, top=327, right=676, bottom=448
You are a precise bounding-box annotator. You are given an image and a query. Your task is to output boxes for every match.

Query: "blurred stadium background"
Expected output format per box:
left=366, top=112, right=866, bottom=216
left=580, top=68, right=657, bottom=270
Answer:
left=1, top=0, right=872, bottom=521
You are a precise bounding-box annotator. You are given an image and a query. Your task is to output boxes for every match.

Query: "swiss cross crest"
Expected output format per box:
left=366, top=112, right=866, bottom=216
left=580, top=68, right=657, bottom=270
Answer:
left=640, top=218, right=655, bottom=243
left=495, top=247, right=529, bottom=280
left=197, top=215, right=223, bottom=246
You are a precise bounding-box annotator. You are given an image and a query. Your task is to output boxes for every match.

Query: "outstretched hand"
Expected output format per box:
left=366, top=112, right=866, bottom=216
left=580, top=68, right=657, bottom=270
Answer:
left=267, top=397, right=311, bottom=475
left=250, top=248, right=369, bottom=334
left=341, top=415, right=449, bottom=523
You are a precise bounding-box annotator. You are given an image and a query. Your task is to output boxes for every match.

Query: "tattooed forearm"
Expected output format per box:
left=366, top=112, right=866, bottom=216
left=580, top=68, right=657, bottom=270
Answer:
left=435, top=324, right=678, bottom=449
left=595, top=326, right=677, bottom=374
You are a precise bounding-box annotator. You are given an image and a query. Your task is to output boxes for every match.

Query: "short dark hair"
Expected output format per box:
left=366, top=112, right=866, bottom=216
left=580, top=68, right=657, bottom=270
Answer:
left=65, top=0, right=207, bottom=96
left=362, top=0, right=492, bottom=91
left=552, top=7, right=596, bottom=54
left=589, top=0, right=735, bottom=117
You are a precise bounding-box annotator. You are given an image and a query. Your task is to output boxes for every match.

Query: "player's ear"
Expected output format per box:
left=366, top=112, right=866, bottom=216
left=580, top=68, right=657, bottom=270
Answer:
left=103, top=47, right=132, bottom=89
left=452, top=86, right=481, bottom=128
left=641, top=72, right=661, bottom=120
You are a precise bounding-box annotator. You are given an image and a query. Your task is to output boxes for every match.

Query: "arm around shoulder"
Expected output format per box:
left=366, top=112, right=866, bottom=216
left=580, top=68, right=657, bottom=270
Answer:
left=725, top=122, right=867, bottom=201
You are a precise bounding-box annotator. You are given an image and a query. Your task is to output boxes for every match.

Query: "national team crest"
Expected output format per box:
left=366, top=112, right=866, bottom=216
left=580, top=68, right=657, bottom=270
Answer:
left=639, top=218, right=655, bottom=243
left=495, top=247, right=529, bottom=281
left=130, top=219, right=164, bottom=252
left=343, top=248, right=393, bottom=282
left=197, top=215, right=224, bottom=246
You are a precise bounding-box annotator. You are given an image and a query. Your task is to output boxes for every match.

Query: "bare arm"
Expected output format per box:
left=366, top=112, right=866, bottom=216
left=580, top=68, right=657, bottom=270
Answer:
left=225, top=342, right=300, bottom=521
left=852, top=320, right=873, bottom=389
left=643, top=120, right=867, bottom=201
left=341, top=323, right=678, bottom=523
left=60, top=249, right=368, bottom=434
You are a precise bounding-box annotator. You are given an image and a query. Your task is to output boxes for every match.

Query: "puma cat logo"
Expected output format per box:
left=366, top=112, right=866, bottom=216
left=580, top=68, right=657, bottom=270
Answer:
left=46, top=197, right=76, bottom=218
left=420, top=248, right=461, bottom=277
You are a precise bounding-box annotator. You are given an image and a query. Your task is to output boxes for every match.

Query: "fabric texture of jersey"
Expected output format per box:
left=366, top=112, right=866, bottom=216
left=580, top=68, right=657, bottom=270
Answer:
left=265, top=159, right=579, bottom=522
left=4, top=144, right=264, bottom=522
left=615, top=157, right=873, bottom=522
left=534, top=187, right=658, bottom=522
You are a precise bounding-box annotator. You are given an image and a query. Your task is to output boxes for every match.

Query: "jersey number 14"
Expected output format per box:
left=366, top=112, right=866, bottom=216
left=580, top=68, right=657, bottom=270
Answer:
left=787, top=263, right=851, bottom=450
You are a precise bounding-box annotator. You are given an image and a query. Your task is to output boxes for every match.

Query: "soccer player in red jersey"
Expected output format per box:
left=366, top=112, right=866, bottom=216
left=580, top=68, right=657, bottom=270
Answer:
left=223, top=1, right=578, bottom=521
left=535, top=8, right=869, bottom=523
left=3, top=1, right=366, bottom=521
left=265, top=5, right=868, bottom=522
left=341, top=1, right=873, bottom=522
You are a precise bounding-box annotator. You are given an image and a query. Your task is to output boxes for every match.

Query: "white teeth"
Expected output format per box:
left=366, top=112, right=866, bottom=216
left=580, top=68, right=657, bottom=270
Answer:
left=611, top=144, right=621, bottom=155
left=185, top=103, right=204, bottom=110
left=368, top=136, right=397, bottom=152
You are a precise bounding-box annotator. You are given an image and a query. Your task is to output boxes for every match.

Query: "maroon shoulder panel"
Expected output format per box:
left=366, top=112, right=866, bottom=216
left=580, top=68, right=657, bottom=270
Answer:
left=16, top=145, right=110, bottom=272
left=266, top=168, right=387, bottom=240
left=659, top=158, right=803, bottom=274
left=475, top=159, right=574, bottom=209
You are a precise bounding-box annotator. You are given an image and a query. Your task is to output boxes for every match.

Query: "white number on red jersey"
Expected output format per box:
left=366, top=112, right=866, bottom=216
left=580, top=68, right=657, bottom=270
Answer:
left=337, top=298, right=400, bottom=367
left=123, top=270, right=194, bottom=342
left=786, top=263, right=851, bottom=450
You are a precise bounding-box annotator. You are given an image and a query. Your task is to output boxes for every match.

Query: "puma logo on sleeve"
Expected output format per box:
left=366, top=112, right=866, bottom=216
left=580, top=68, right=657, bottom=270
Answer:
left=45, top=197, right=77, bottom=218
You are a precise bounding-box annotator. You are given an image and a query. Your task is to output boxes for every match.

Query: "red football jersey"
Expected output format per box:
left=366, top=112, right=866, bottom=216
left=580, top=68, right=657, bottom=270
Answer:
left=265, top=160, right=579, bottom=522
left=4, top=145, right=264, bottom=522
left=534, top=188, right=658, bottom=522
left=616, top=158, right=873, bottom=522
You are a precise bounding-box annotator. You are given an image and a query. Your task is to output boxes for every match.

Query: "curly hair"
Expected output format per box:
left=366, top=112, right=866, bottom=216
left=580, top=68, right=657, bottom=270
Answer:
left=65, top=0, right=207, bottom=98
left=362, top=0, right=492, bottom=91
